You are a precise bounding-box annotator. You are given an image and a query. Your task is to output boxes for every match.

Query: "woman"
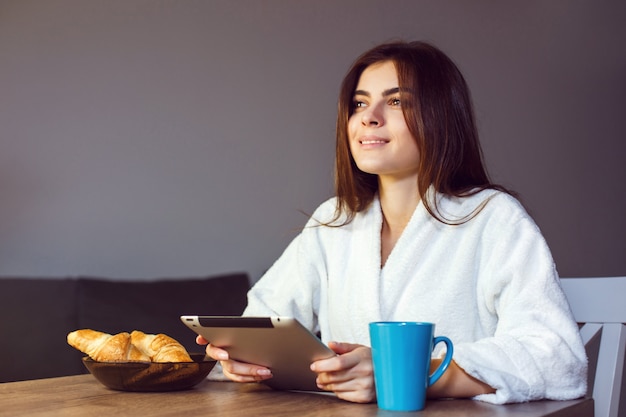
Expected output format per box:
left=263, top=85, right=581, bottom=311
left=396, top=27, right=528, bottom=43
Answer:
left=198, top=41, right=587, bottom=404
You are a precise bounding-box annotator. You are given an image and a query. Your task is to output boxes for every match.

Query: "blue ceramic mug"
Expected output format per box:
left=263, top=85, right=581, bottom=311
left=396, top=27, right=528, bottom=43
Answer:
left=369, top=321, right=454, bottom=411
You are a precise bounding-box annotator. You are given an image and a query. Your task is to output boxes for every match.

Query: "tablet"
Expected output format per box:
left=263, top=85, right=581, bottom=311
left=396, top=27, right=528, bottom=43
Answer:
left=180, top=315, right=335, bottom=392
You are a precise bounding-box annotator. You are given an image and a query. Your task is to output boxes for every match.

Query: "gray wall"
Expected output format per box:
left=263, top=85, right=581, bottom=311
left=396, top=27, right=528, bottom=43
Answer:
left=1, top=0, right=624, bottom=281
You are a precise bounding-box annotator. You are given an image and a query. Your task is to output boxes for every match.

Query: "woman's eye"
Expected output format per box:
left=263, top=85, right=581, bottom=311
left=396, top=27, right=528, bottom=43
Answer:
left=353, top=100, right=367, bottom=110
left=390, top=97, right=401, bottom=106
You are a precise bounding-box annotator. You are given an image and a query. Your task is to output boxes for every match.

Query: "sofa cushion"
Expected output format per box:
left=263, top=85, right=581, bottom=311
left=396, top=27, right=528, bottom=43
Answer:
left=0, top=278, right=84, bottom=382
left=76, top=272, right=250, bottom=354
left=0, top=272, right=250, bottom=382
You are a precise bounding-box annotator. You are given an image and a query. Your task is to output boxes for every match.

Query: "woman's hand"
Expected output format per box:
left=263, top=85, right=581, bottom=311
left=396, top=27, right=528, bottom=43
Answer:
left=310, top=341, right=375, bottom=403
left=196, top=335, right=272, bottom=383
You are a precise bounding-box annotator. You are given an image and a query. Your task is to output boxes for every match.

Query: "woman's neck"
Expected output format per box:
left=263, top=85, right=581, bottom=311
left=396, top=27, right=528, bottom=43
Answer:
left=378, top=176, right=421, bottom=266
left=378, top=176, right=421, bottom=231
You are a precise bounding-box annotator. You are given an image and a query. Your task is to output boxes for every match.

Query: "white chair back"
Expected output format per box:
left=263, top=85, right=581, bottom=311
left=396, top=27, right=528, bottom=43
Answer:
left=561, top=277, right=626, bottom=417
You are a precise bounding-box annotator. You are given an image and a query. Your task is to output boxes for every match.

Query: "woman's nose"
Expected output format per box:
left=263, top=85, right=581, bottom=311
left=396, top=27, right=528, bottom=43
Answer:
left=361, top=105, right=383, bottom=127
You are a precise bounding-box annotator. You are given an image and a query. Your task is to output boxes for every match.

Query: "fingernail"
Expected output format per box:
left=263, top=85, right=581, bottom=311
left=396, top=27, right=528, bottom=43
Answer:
left=257, top=369, right=272, bottom=376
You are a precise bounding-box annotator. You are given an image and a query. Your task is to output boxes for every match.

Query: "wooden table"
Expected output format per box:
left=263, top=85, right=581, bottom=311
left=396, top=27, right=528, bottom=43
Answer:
left=0, top=374, right=593, bottom=417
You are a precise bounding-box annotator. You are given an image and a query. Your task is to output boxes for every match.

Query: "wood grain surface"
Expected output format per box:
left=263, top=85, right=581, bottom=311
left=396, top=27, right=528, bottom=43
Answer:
left=0, top=374, right=593, bottom=417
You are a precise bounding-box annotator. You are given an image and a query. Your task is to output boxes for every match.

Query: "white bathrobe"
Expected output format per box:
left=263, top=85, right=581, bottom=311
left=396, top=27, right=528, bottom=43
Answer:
left=244, top=189, right=588, bottom=404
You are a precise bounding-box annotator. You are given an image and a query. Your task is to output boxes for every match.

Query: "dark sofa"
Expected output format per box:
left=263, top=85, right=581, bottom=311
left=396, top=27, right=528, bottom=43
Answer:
left=0, top=272, right=250, bottom=383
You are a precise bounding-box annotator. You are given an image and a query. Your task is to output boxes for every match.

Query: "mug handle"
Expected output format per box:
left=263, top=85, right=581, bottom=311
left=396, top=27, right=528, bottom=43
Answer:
left=427, top=336, right=454, bottom=387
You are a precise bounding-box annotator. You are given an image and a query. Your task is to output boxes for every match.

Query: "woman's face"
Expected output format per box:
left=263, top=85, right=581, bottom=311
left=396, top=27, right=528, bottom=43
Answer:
left=347, top=61, right=420, bottom=181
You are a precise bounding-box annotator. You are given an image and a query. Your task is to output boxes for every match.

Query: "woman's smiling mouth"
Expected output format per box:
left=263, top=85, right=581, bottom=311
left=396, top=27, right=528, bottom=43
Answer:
left=360, top=139, right=388, bottom=144
left=359, top=137, right=390, bottom=147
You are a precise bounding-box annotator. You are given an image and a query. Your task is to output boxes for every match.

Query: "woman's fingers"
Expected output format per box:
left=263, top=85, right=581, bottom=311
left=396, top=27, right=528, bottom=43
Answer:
left=221, top=359, right=272, bottom=382
left=311, top=342, right=375, bottom=403
left=202, top=343, right=229, bottom=360
left=197, top=340, right=272, bottom=382
left=311, top=342, right=370, bottom=373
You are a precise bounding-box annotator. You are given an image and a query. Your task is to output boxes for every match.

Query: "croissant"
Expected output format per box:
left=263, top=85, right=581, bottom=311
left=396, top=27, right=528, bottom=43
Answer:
left=67, top=329, right=150, bottom=362
left=130, top=330, right=192, bottom=362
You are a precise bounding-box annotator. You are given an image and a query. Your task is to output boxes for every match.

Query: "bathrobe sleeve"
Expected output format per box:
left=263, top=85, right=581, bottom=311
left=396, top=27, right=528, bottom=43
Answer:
left=451, top=198, right=588, bottom=404
left=242, top=200, right=335, bottom=334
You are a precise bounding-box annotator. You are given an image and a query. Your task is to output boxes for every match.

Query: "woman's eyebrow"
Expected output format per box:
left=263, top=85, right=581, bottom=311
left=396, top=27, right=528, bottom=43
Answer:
left=382, top=87, right=402, bottom=96
left=353, top=87, right=407, bottom=97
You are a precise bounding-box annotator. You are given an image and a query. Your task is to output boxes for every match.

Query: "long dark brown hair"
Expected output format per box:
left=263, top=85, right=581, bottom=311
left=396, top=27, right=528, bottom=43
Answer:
left=333, top=40, right=512, bottom=225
